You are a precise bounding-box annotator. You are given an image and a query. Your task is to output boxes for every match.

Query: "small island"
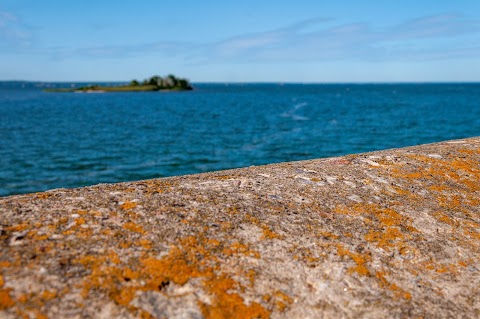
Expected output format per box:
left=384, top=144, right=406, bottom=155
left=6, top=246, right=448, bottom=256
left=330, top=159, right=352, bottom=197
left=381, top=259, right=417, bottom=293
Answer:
left=45, top=74, right=193, bottom=93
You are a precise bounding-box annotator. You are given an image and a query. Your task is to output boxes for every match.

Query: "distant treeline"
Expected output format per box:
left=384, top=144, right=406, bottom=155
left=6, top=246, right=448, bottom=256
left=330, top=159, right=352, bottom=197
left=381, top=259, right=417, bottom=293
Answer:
left=44, top=74, right=193, bottom=92
left=130, top=74, right=193, bottom=90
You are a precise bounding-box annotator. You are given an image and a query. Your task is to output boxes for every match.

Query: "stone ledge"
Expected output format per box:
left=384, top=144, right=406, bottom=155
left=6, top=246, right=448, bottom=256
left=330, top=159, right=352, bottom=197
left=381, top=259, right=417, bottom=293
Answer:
left=1, top=137, right=479, bottom=318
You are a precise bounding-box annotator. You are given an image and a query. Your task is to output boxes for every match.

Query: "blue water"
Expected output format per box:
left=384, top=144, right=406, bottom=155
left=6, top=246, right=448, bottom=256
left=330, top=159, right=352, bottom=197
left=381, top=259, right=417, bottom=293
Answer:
left=1, top=82, right=480, bottom=196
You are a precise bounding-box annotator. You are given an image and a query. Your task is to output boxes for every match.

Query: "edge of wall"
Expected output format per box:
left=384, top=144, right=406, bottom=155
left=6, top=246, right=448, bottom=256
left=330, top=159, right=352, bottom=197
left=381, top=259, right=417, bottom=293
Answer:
left=1, top=137, right=479, bottom=318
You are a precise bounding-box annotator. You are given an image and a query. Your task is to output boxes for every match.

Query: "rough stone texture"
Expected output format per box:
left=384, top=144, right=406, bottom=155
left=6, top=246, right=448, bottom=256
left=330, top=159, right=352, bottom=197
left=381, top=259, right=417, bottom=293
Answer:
left=1, top=137, right=479, bottom=319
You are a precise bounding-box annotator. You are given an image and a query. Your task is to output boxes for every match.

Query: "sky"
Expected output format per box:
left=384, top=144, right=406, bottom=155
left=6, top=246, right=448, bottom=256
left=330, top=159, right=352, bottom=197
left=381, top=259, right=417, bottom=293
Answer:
left=0, top=0, right=479, bottom=82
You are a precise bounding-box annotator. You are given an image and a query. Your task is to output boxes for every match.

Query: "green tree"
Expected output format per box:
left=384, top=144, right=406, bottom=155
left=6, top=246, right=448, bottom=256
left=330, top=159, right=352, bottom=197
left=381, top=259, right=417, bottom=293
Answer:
left=149, top=75, right=161, bottom=86
left=177, top=79, right=189, bottom=89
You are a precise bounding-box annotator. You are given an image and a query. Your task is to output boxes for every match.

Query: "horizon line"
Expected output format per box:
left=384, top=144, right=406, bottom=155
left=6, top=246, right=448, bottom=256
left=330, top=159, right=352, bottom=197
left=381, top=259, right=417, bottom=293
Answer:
left=1, top=79, right=480, bottom=85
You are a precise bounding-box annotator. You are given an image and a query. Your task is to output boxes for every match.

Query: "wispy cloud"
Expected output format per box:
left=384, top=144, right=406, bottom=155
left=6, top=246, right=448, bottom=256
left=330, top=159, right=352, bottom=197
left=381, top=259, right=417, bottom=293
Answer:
left=0, top=10, right=32, bottom=47
left=42, top=40, right=193, bottom=61
left=199, top=13, right=480, bottom=63
left=391, top=14, right=478, bottom=39
left=19, top=13, right=480, bottom=64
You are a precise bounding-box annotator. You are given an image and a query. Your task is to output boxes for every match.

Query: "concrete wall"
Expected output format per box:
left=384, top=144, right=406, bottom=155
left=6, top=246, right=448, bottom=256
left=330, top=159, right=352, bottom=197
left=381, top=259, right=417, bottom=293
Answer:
left=1, top=137, right=479, bottom=318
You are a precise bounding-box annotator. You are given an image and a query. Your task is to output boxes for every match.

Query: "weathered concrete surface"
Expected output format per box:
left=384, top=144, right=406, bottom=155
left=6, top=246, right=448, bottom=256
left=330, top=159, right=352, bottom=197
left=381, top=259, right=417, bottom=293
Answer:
left=1, top=138, right=479, bottom=319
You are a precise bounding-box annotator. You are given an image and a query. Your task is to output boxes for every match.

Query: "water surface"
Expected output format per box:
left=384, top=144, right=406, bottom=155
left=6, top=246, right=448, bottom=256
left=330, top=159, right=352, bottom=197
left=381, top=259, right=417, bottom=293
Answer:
left=1, top=82, right=479, bottom=196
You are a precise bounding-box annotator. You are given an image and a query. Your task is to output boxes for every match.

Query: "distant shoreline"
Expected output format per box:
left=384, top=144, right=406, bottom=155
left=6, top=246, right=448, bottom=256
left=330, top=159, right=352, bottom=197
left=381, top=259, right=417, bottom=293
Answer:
left=44, top=74, right=193, bottom=93
left=44, top=85, right=193, bottom=93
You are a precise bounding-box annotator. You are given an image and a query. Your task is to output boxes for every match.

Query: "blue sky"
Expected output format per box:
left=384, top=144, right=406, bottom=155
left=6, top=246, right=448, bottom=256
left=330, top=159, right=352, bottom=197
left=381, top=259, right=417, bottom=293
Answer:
left=1, top=1, right=479, bottom=82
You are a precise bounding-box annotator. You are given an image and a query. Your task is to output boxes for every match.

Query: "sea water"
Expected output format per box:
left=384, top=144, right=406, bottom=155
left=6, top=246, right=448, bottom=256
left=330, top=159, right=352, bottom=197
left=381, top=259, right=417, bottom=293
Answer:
left=1, top=82, right=480, bottom=196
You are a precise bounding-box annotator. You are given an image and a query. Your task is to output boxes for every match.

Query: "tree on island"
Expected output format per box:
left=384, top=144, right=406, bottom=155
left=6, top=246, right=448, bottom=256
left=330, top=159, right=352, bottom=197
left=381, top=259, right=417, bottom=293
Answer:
left=136, top=74, right=192, bottom=90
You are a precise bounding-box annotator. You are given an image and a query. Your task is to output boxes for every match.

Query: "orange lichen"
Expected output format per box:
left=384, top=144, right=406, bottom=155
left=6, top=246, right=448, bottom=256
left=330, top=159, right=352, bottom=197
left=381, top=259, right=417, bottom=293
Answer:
left=375, top=271, right=411, bottom=300
left=17, top=293, right=28, bottom=303
left=40, top=290, right=57, bottom=301
left=27, top=229, right=50, bottom=241
left=431, top=212, right=457, bottom=226
left=402, top=172, right=423, bottom=179
left=429, top=185, right=447, bottom=192
left=378, top=150, right=480, bottom=255
left=36, top=193, right=52, bottom=199
left=463, top=229, right=480, bottom=240
left=138, top=239, right=152, bottom=249
left=139, top=237, right=269, bottom=318
left=435, top=265, right=450, bottom=274
left=0, top=275, right=15, bottom=310
left=436, top=194, right=461, bottom=209
left=334, top=205, right=361, bottom=216
left=364, top=227, right=405, bottom=251
left=123, top=222, right=145, bottom=234
left=336, top=245, right=371, bottom=276
left=335, top=202, right=417, bottom=254
left=5, top=223, right=29, bottom=232
left=213, top=175, right=234, bottom=180
left=273, top=290, right=293, bottom=312
left=108, top=251, right=121, bottom=265
left=244, top=214, right=261, bottom=225
left=75, top=227, right=94, bottom=239
left=120, top=202, right=137, bottom=210
left=261, top=226, right=284, bottom=240
left=317, top=231, right=339, bottom=240
left=34, top=311, right=49, bottom=319
left=290, top=246, right=320, bottom=266
left=215, top=222, right=231, bottom=233
left=0, top=288, right=15, bottom=310
left=223, top=242, right=259, bottom=258
left=141, top=254, right=203, bottom=287
left=398, top=244, right=416, bottom=257
left=246, top=269, right=256, bottom=287
left=458, top=149, right=476, bottom=155
left=73, top=233, right=270, bottom=319
left=262, top=294, right=271, bottom=303
left=207, top=239, right=221, bottom=247
left=200, top=293, right=269, bottom=319
left=200, top=275, right=270, bottom=319
left=368, top=205, right=405, bottom=227
left=424, top=262, right=435, bottom=271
